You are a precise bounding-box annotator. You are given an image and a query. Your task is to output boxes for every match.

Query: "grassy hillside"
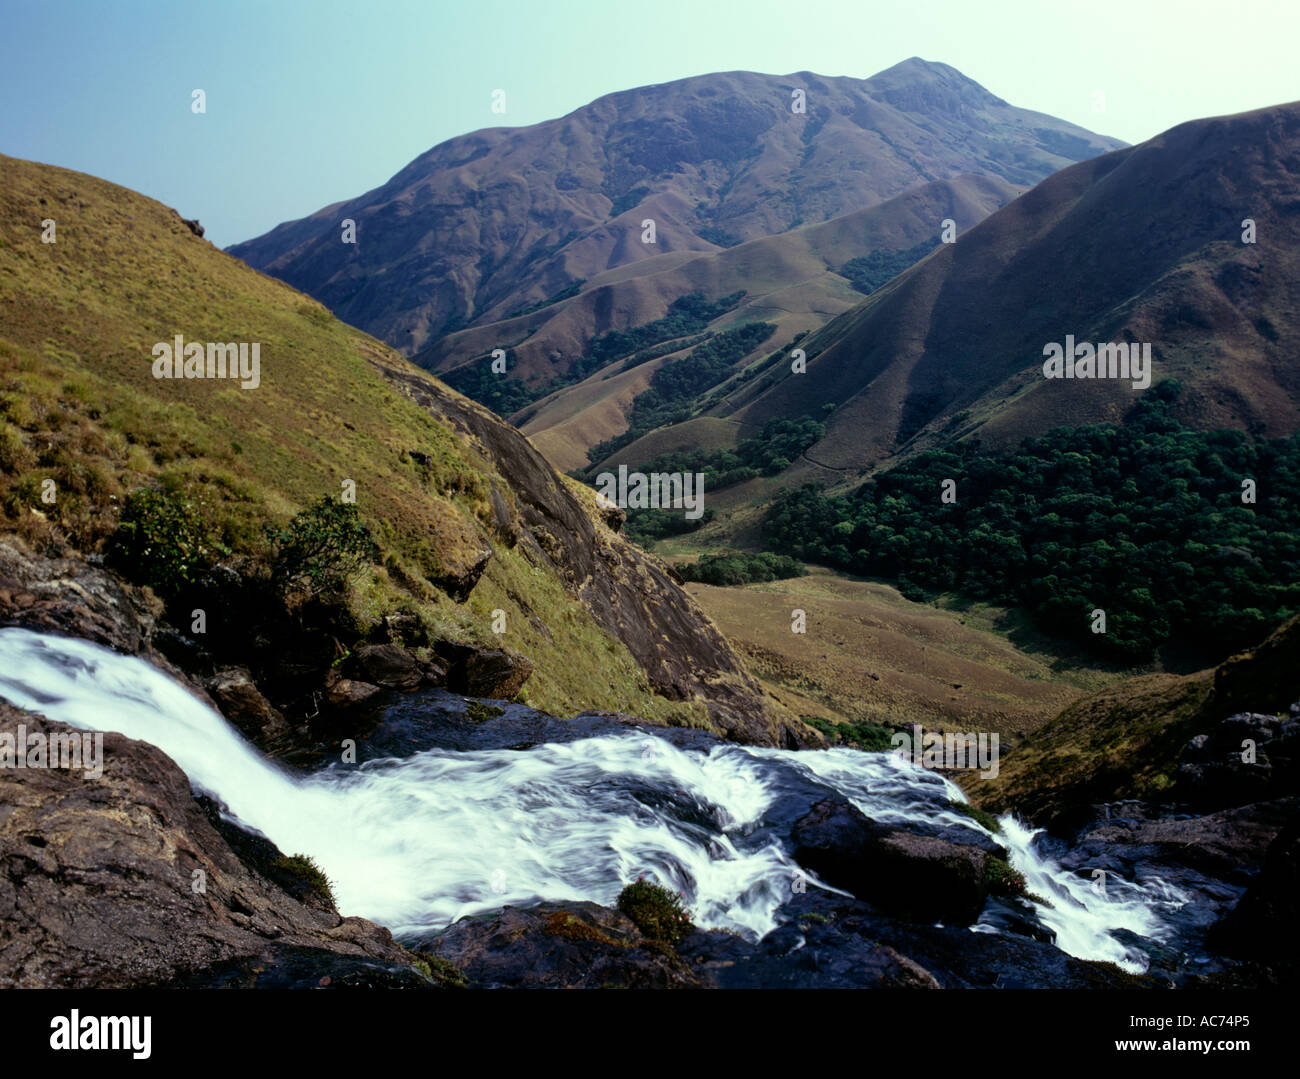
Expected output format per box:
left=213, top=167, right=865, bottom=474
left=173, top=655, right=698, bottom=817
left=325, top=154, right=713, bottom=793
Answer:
left=729, top=101, right=1300, bottom=471
left=0, top=153, right=773, bottom=729
left=684, top=570, right=1105, bottom=737
left=429, top=174, right=1019, bottom=423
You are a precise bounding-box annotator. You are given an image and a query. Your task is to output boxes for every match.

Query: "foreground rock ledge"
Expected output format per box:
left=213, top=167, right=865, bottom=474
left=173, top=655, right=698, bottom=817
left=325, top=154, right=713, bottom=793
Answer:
left=0, top=702, right=423, bottom=989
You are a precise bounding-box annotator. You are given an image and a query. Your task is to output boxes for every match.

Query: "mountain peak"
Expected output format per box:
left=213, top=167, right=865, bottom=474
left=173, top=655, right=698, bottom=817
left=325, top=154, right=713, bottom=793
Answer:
left=868, top=56, right=1008, bottom=107
left=229, top=63, right=1117, bottom=352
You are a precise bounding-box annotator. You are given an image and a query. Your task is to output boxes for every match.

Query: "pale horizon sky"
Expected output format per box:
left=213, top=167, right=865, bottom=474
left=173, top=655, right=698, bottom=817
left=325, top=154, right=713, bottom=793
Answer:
left=2, top=0, right=1298, bottom=247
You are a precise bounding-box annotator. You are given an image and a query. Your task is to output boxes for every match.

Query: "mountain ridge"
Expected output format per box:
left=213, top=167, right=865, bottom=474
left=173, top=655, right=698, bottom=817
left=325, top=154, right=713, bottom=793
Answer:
left=227, top=59, right=1124, bottom=357
left=717, top=99, right=1300, bottom=480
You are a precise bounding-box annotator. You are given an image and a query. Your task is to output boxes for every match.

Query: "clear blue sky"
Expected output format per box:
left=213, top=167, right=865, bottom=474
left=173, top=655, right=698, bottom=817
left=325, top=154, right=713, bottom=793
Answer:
left=3, top=0, right=1297, bottom=247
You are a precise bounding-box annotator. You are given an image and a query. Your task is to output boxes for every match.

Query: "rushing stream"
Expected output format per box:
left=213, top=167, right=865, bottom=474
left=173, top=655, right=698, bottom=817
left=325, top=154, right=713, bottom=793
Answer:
left=0, top=628, right=1188, bottom=971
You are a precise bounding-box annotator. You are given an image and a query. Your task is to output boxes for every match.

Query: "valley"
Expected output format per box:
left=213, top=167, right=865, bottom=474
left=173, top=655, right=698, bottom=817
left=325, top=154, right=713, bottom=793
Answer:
left=1, top=12, right=1298, bottom=1005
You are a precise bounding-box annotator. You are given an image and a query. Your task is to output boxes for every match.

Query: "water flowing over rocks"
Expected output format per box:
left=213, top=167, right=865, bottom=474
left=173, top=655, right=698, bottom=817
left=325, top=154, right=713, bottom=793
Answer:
left=1, top=628, right=1294, bottom=989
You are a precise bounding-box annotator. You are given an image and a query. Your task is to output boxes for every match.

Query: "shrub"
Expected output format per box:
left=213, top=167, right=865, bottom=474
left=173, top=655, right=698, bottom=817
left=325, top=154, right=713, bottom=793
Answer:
left=677, top=551, right=805, bottom=586
left=617, top=878, right=694, bottom=943
left=266, top=496, right=376, bottom=597
left=985, top=856, right=1027, bottom=897
left=800, top=714, right=897, bottom=752
left=0, top=422, right=31, bottom=473
left=465, top=700, right=505, bottom=722
left=111, top=484, right=221, bottom=595
left=271, top=853, right=336, bottom=908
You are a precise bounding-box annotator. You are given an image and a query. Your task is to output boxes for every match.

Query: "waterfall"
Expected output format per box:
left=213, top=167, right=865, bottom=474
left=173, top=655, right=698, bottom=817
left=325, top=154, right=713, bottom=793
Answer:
left=0, top=628, right=1184, bottom=969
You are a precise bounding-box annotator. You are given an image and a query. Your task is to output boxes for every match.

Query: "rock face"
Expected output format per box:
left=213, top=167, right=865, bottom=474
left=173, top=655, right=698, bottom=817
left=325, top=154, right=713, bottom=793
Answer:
left=345, top=643, right=445, bottom=691
left=413, top=888, right=1141, bottom=990
left=1048, top=797, right=1298, bottom=977
left=430, top=641, right=534, bottom=699
left=0, top=539, right=163, bottom=657
left=0, top=701, right=423, bottom=988
left=791, top=798, right=989, bottom=925
left=203, top=668, right=292, bottom=742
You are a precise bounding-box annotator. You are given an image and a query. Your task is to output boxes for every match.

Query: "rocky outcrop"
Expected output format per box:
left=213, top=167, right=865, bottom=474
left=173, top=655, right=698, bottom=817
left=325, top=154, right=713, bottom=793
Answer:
left=1210, top=808, right=1300, bottom=966
left=344, top=643, right=446, bottom=691
left=203, top=668, right=292, bottom=743
left=1175, top=709, right=1299, bottom=810
left=791, top=798, right=989, bottom=925
left=0, top=701, right=425, bottom=988
left=0, top=539, right=163, bottom=657
left=413, top=888, right=1144, bottom=990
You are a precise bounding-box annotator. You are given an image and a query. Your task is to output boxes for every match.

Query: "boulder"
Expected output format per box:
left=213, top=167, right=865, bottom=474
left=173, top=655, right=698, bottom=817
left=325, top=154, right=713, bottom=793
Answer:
left=0, top=537, right=162, bottom=655
left=414, top=902, right=700, bottom=989
left=791, top=798, right=989, bottom=925
left=1174, top=711, right=1298, bottom=809
left=324, top=675, right=383, bottom=710
left=1210, top=808, right=1300, bottom=965
left=435, top=642, right=534, bottom=699
left=203, top=668, right=289, bottom=741
left=346, top=643, right=444, bottom=691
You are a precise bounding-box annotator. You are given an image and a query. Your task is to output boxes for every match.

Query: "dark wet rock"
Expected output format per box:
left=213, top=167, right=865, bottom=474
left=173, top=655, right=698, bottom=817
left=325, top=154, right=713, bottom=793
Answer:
left=414, top=888, right=1156, bottom=990
left=679, top=889, right=1145, bottom=989
left=980, top=896, right=1057, bottom=944
left=204, top=668, right=291, bottom=742
left=1048, top=798, right=1298, bottom=969
left=1060, top=798, right=1296, bottom=881
left=680, top=917, right=941, bottom=989
left=299, top=688, right=720, bottom=765
left=166, top=945, right=435, bottom=988
left=1210, top=807, right=1300, bottom=971
left=412, top=902, right=701, bottom=989
left=434, top=641, right=533, bottom=699
left=323, top=674, right=384, bottom=711
left=791, top=798, right=989, bottom=925
left=344, top=642, right=444, bottom=690
left=904, top=819, right=1009, bottom=860
left=0, top=701, right=423, bottom=989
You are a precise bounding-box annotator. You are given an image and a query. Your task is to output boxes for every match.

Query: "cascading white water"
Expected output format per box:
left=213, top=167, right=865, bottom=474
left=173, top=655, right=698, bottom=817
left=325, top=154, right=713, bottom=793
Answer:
left=0, top=628, right=1184, bottom=970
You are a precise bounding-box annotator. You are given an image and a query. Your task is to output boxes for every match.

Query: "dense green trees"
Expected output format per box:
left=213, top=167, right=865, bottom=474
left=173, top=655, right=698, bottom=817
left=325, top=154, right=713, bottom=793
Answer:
left=841, top=240, right=937, bottom=295
left=763, top=382, right=1300, bottom=661
left=587, top=322, right=778, bottom=462
left=445, top=291, right=749, bottom=417
left=584, top=291, right=747, bottom=372
left=677, top=551, right=806, bottom=585
left=596, top=416, right=826, bottom=491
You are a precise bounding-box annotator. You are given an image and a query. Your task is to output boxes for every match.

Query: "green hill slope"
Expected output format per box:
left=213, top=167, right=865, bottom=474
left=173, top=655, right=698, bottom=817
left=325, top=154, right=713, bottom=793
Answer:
left=0, top=154, right=790, bottom=742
